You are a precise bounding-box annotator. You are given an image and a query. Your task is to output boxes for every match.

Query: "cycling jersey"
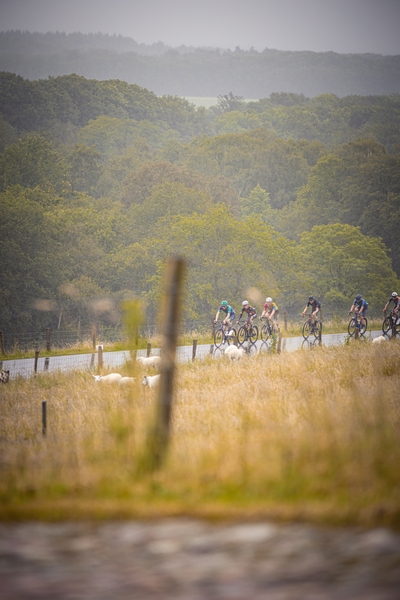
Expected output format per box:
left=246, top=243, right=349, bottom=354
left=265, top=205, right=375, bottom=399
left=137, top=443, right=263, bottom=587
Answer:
left=354, top=298, right=368, bottom=310
left=386, top=297, right=400, bottom=309
left=307, top=299, right=321, bottom=310
left=264, top=302, right=278, bottom=313
left=219, top=304, right=235, bottom=317
left=239, top=305, right=257, bottom=319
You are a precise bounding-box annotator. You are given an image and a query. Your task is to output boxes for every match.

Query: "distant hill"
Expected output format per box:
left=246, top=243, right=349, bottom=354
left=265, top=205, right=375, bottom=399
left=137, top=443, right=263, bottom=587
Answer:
left=0, top=31, right=399, bottom=98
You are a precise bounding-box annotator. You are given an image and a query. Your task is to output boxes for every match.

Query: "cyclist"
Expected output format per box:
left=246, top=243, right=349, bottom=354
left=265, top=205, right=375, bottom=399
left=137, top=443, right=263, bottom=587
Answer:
left=383, top=291, right=400, bottom=324
left=236, top=300, right=257, bottom=331
left=214, top=301, right=236, bottom=333
left=260, top=297, right=279, bottom=333
left=348, top=294, right=368, bottom=328
left=302, top=295, right=321, bottom=326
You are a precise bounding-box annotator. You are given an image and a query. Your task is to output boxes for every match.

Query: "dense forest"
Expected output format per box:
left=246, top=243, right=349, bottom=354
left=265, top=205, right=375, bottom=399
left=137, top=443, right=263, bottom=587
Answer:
left=1, top=71, right=399, bottom=334
left=1, top=31, right=400, bottom=97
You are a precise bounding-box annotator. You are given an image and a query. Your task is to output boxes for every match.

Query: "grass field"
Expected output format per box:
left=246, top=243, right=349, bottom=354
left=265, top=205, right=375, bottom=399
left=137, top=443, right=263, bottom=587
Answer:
left=1, top=338, right=399, bottom=527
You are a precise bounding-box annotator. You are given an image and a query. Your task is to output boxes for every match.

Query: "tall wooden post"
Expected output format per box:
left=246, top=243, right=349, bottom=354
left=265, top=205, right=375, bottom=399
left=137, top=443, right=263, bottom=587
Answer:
left=147, top=342, right=152, bottom=357
left=148, top=256, right=185, bottom=470
left=98, top=345, right=103, bottom=369
left=277, top=331, right=282, bottom=354
left=34, top=350, right=39, bottom=376
left=42, top=400, right=47, bottom=437
left=192, top=339, right=197, bottom=361
left=92, top=325, right=96, bottom=350
left=46, top=328, right=51, bottom=352
left=284, top=312, right=288, bottom=331
left=0, top=332, right=5, bottom=355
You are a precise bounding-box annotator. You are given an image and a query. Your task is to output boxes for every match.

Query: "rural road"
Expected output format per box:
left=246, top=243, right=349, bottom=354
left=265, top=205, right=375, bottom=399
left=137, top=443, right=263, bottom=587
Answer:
left=1, top=519, right=400, bottom=599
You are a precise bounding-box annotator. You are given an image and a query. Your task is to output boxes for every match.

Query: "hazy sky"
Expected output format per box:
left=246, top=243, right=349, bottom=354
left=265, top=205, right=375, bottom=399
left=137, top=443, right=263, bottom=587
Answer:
left=1, top=0, right=400, bottom=55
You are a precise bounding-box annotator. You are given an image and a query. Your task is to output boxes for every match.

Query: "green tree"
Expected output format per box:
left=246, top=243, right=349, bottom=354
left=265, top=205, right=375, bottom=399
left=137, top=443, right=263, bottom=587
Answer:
left=0, top=133, right=68, bottom=194
left=66, top=144, right=102, bottom=194
left=298, top=224, right=399, bottom=310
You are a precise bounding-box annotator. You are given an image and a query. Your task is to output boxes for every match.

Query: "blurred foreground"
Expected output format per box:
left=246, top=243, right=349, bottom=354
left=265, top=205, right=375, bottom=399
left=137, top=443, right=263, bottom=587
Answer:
left=1, top=519, right=400, bottom=599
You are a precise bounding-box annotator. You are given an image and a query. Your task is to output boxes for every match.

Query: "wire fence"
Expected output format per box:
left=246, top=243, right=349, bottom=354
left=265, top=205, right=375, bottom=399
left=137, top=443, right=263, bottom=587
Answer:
left=0, top=311, right=386, bottom=355
left=0, top=329, right=385, bottom=381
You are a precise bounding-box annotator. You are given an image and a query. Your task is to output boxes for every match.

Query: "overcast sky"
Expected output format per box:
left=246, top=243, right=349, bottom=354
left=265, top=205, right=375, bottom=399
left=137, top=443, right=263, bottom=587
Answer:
left=1, top=0, right=400, bottom=55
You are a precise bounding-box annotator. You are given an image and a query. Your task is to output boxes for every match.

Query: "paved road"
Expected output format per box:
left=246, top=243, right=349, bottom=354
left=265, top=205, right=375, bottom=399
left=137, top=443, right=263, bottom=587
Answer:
left=1, top=331, right=382, bottom=380
left=1, top=519, right=400, bottom=599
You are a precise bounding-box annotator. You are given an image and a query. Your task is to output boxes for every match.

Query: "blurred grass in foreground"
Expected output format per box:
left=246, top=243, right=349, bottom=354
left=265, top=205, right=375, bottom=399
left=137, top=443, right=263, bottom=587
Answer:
left=0, top=340, right=399, bottom=527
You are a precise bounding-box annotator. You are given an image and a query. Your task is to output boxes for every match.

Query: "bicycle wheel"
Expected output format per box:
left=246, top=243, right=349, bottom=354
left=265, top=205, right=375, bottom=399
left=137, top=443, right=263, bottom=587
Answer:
left=302, top=321, right=311, bottom=340
left=214, top=329, right=224, bottom=348
left=261, top=324, right=270, bottom=343
left=313, top=320, right=322, bottom=338
left=382, top=316, right=392, bottom=335
left=348, top=317, right=356, bottom=337
left=226, top=328, right=237, bottom=345
left=237, top=326, right=247, bottom=346
left=359, top=317, right=368, bottom=336
left=249, top=325, right=258, bottom=344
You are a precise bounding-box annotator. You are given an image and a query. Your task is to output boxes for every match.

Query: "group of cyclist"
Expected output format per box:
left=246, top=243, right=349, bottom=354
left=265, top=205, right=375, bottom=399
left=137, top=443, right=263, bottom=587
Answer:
left=214, top=291, right=400, bottom=334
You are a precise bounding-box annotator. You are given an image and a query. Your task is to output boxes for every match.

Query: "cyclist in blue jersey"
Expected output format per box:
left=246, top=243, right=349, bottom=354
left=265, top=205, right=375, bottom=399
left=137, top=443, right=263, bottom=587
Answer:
left=348, top=294, right=368, bottom=328
left=214, top=301, right=236, bottom=333
left=383, top=291, right=400, bottom=324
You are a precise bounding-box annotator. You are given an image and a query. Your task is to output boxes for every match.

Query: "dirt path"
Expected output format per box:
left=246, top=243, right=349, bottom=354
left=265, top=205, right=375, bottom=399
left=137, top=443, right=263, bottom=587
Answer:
left=1, top=519, right=400, bottom=599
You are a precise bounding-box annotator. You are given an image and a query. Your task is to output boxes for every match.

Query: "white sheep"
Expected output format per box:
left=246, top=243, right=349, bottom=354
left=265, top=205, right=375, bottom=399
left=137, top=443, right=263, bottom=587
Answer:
left=372, top=335, right=387, bottom=344
left=92, top=373, right=122, bottom=384
left=224, top=346, right=246, bottom=361
left=118, top=376, right=136, bottom=388
left=142, top=374, right=161, bottom=389
left=137, top=356, right=161, bottom=371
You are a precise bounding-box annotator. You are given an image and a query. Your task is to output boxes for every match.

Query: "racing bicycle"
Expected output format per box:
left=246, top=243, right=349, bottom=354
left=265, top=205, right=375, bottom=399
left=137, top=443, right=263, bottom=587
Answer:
left=260, top=316, right=280, bottom=343
left=214, top=321, right=237, bottom=348
left=382, top=310, right=400, bottom=337
left=302, top=314, right=322, bottom=340
left=348, top=312, right=368, bottom=337
left=237, top=320, right=258, bottom=347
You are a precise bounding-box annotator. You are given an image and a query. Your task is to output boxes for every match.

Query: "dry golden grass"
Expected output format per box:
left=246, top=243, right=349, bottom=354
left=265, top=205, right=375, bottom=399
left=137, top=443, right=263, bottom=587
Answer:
left=1, top=340, right=399, bottom=527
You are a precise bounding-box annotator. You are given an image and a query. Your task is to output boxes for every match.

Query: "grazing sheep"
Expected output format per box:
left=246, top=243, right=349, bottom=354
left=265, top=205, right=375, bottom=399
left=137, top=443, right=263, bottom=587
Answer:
left=224, top=346, right=246, bottom=361
left=137, top=356, right=161, bottom=371
left=0, top=370, right=10, bottom=383
left=372, top=335, right=387, bottom=344
left=92, top=373, right=122, bottom=384
left=142, top=374, right=161, bottom=389
left=118, top=376, right=136, bottom=388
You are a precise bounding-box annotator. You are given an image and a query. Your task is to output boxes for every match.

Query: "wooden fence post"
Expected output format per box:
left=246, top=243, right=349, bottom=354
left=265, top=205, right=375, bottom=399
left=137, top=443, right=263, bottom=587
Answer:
left=284, top=311, right=288, bottom=331
left=192, top=339, right=197, bottom=361
left=46, top=328, right=51, bottom=352
left=34, top=350, right=39, bottom=375
left=354, top=326, right=359, bottom=340
left=92, top=325, right=96, bottom=350
left=42, top=400, right=47, bottom=437
left=148, top=256, right=185, bottom=470
left=0, top=332, right=5, bottom=355
left=147, top=342, right=152, bottom=357
left=277, top=331, right=282, bottom=354
left=98, top=345, right=103, bottom=369
left=392, top=319, right=397, bottom=339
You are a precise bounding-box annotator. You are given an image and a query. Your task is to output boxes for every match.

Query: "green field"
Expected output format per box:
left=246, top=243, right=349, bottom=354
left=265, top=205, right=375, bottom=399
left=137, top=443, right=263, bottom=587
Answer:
left=1, top=339, right=399, bottom=527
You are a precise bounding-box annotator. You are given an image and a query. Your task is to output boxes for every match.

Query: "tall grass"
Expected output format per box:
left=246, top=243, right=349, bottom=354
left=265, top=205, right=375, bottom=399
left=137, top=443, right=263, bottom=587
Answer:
left=1, top=340, right=399, bottom=526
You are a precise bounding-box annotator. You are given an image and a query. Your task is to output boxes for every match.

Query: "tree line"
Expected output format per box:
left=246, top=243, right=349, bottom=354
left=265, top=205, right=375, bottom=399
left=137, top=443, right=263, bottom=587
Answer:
left=1, top=31, right=400, bottom=97
left=0, top=73, right=399, bottom=334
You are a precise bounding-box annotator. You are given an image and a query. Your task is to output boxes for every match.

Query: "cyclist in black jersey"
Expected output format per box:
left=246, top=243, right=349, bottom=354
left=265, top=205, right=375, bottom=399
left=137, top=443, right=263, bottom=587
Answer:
left=383, top=292, right=400, bottom=324
left=302, top=295, right=321, bottom=325
left=236, top=300, right=257, bottom=330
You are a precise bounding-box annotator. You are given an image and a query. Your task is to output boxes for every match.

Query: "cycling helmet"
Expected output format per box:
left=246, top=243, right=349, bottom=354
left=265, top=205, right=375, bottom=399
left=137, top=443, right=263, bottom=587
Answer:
left=242, top=300, right=249, bottom=306
left=308, top=295, right=314, bottom=301
left=265, top=297, right=272, bottom=303
left=355, top=294, right=362, bottom=301
left=221, top=300, right=228, bottom=306
left=392, top=292, right=398, bottom=297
